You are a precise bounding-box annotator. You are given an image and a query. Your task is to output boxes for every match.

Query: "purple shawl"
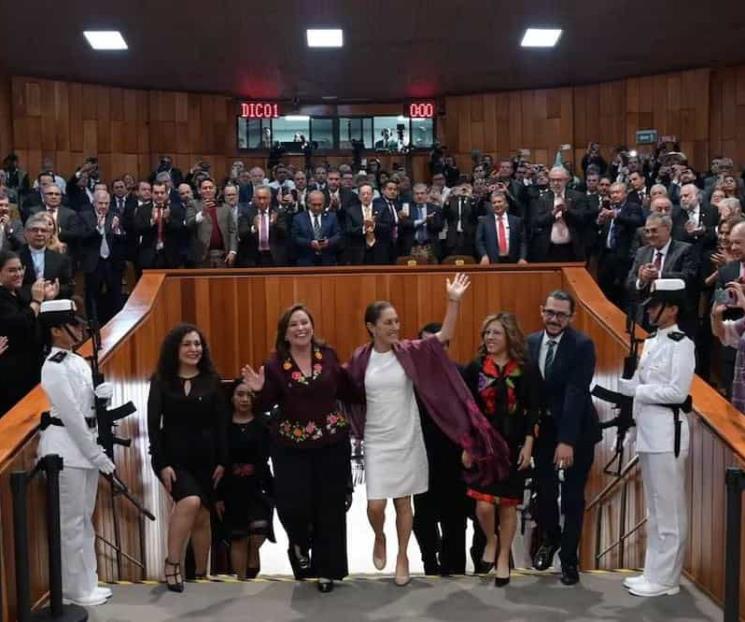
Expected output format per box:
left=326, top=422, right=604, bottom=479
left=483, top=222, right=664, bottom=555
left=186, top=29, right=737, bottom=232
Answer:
left=344, top=336, right=511, bottom=488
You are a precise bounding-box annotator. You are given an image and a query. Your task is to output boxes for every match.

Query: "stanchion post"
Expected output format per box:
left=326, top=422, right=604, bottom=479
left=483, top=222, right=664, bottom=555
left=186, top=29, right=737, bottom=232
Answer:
left=724, top=467, right=745, bottom=622
left=41, top=455, right=65, bottom=618
left=11, top=471, right=32, bottom=622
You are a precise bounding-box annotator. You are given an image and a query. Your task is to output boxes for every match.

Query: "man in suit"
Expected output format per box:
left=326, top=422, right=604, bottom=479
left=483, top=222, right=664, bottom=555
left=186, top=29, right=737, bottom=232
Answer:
left=443, top=186, right=479, bottom=259
left=149, top=155, right=184, bottom=187
left=29, top=184, right=87, bottom=265
left=123, top=180, right=151, bottom=276
left=21, top=171, right=58, bottom=221
left=582, top=172, right=602, bottom=263
left=343, top=183, right=389, bottom=265
left=110, top=179, right=129, bottom=217
left=374, top=128, right=399, bottom=151
left=238, top=167, right=267, bottom=204
left=399, top=183, right=443, bottom=262
left=596, top=183, right=645, bottom=308
left=626, top=171, right=650, bottom=207
left=476, top=191, right=528, bottom=264
left=19, top=213, right=74, bottom=300
left=236, top=185, right=287, bottom=267
left=133, top=181, right=185, bottom=270
left=529, top=167, right=588, bottom=262
left=0, top=192, right=25, bottom=252
left=291, top=190, right=341, bottom=267
left=186, top=178, right=237, bottom=268
left=78, top=190, right=127, bottom=324
left=626, top=212, right=699, bottom=336
left=493, top=160, right=527, bottom=219
left=528, top=290, right=601, bottom=586
left=373, top=180, right=401, bottom=264
left=322, top=169, right=358, bottom=229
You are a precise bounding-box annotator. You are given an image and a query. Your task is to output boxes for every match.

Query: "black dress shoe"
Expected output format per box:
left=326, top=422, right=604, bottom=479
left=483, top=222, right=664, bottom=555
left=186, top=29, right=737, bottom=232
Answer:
left=287, top=547, right=310, bottom=580
left=560, top=564, right=580, bottom=586
left=317, top=579, right=334, bottom=593
left=532, top=542, right=560, bottom=571
left=474, top=559, right=494, bottom=575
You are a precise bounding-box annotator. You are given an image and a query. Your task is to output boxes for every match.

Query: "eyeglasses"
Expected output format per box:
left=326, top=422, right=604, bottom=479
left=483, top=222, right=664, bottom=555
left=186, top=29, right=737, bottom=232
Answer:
left=542, top=309, right=571, bottom=321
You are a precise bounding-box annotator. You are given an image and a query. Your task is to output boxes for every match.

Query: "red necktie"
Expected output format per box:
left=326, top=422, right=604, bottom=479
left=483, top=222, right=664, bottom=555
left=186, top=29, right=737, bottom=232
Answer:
left=654, top=251, right=662, bottom=271
left=497, top=215, right=507, bottom=256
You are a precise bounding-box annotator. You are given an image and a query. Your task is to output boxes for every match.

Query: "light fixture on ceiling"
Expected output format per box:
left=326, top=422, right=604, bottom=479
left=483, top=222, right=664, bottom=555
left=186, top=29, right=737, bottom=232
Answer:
left=520, top=28, right=562, bottom=48
left=83, top=30, right=128, bottom=50
left=306, top=29, right=343, bottom=48
left=284, top=115, right=311, bottom=122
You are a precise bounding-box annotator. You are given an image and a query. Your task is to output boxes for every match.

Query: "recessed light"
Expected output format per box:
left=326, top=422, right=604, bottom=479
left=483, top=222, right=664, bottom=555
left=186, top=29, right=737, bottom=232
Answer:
left=321, top=95, right=338, bottom=101
left=284, top=115, right=311, bottom=122
left=520, top=28, right=562, bottom=48
left=83, top=30, right=128, bottom=50
left=306, top=29, right=343, bottom=48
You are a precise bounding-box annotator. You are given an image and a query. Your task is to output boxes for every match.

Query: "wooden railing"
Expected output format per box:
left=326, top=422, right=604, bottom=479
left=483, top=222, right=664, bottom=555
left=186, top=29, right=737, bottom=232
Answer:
left=0, top=264, right=743, bottom=620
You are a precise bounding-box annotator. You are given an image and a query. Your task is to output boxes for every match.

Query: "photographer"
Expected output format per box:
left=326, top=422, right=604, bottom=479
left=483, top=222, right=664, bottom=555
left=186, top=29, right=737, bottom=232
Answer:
left=150, top=155, right=184, bottom=187
left=581, top=142, right=607, bottom=176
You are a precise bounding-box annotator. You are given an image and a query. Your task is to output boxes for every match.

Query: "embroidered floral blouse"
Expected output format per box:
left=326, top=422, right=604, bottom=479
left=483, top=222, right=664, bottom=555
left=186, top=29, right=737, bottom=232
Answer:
left=254, top=344, right=352, bottom=448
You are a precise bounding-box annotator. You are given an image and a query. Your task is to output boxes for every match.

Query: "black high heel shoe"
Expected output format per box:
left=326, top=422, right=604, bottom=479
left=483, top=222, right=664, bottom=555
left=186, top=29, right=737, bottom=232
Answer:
left=474, top=559, right=494, bottom=574
left=494, top=571, right=511, bottom=587
left=164, top=559, right=184, bottom=593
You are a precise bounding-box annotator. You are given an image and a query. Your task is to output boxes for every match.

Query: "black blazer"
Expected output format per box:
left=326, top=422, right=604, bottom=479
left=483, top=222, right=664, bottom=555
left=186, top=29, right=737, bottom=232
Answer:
left=29, top=205, right=87, bottom=250
left=236, top=205, right=288, bottom=266
left=443, top=195, right=479, bottom=241
left=597, top=201, right=645, bottom=260
left=528, top=189, right=588, bottom=261
left=19, top=245, right=74, bottom=299
left=133, top=201, right=185, bottom=269
left=527, top=327, right=601, bottom=448
left=475, top=213, right=527, bottom=263
left=625, top=239, right=699, bottom=302
left=77, top=211, right=129, bottom=274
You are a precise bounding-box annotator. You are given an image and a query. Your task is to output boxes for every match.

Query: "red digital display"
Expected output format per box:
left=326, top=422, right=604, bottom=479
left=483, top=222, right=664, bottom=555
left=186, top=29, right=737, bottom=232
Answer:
left=240, top=102, right=281, bottom=119
left=406, top=101, right=436, bottom=119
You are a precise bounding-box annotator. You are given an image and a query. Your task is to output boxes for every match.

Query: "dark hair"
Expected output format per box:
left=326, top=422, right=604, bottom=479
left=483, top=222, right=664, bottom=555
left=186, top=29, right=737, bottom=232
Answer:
left=274, top=304, right=323, bottom=358
left=199, top=177, right=216, bottom=188
left=364, top=301, right=394, bottom=337
left=152, top=181, right=167, bottom=192
left=545, top=289, right=575, bottom=314
left=153, top=323, right=217, bottom=383
left=418, top=322, right=442, bottom=338
left=478, top=312, right=528, bottom=365
left=0, top=249, right=19, bottom=271
left=225, top=377, right=255, bottom=409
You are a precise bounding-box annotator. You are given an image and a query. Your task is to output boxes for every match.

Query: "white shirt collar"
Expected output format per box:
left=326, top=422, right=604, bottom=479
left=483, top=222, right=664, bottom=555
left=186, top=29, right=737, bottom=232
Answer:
left=30, top=246, right=45, bottom=255
left=542, top=330, right=565, bottom=346
left=655, top=239, right=672, bottom=255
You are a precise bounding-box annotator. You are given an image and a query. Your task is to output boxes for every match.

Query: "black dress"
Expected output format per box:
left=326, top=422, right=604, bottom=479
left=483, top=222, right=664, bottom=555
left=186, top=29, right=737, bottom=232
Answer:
left=462, top=356, right=540, bottom=502
left=219, top=417, right=275, bottom=540
left=0, top=286, right=41, bottom=416
left=147, top=373, right=229, bottom=505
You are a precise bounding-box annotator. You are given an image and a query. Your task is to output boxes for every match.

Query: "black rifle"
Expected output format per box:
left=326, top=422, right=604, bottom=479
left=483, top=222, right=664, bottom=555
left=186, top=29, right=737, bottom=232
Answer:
left=590, top=310, right=643, bottom=476
left=85, top=319, right=155, bottom=579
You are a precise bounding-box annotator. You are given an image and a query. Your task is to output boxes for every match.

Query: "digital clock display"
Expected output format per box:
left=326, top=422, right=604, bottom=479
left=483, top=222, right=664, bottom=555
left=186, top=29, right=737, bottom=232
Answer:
left=406, top=100, right=436, bottom=119
left=240, top=102, right=281, bottom=119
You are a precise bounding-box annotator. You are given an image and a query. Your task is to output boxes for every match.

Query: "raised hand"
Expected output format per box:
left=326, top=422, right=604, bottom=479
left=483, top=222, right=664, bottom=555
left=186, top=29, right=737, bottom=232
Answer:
left=446, top=272, right=471, bottom=302
left=241, top=364, right=265, bottom=392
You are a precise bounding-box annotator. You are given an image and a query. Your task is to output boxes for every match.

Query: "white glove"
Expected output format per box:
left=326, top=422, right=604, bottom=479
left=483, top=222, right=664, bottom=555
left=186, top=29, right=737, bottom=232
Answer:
left=90, top=451, right=116, bottom=474
left=616, top=377, right=638, bottom=397
left=94, top=382, right=114, bottom=400
left=196, top=211, right=205, bottom=223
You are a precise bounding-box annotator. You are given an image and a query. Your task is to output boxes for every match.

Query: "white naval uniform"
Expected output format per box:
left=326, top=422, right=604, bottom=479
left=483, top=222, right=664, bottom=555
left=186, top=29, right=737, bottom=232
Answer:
left=37, top=347, right=114, bottom=601
left=618, top=323, right=695, bottom=588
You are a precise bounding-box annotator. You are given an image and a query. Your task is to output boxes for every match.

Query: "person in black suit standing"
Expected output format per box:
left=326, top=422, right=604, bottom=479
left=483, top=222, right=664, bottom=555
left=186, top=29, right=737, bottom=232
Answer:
left=372, top=180, right=401, bottom=264
left=291, top=190, right=341, bottom=267
left=149, top=155, right=184, bottom=187
left=343, top=183, right=390, bottom=265
left=110, top=179, right=129, bottom=217
left=0, top=191, right=25, bottom=252
left=19, top=213, right=74, bottom=300
left=626, top=212, right=699, bottom=336
left=596, top=183, right=645, bottom=308
left=626, top=171, right=650, bottom=208
left=527, top=290, right=601, bottom=586
left=443, top=185, right=479, bottom=259
left=236, top=186, right=288, bottom=267
left=529, top=167, right=587, bottom=262
left=79, top=190, right=128, bottom=324
left=134, top=181, right=185, bottom=270
left=476, top=192, right=528, bottom=264
left=29, top=184, right=87, bottom=267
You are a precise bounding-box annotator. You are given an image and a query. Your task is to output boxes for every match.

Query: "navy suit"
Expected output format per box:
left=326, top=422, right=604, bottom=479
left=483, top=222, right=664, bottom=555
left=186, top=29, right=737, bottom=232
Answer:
left=291, top=211, right=341, bottom=266
left=527, top=327, right=601, bottom=568
left=475, top=213, right=527, bottom=263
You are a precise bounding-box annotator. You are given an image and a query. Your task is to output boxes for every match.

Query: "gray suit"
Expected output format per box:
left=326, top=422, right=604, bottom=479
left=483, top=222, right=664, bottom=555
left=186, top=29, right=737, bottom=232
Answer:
left=186, top=200, right=237, bottom=264
left=0, top=218, right=25, bottom=251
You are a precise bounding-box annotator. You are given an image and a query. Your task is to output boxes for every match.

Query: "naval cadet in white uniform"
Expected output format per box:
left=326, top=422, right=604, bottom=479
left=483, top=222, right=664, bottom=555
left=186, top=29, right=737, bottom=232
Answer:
left=617, top=278, right=695, bottom=597
left=37, top=299, right=116, bottom=607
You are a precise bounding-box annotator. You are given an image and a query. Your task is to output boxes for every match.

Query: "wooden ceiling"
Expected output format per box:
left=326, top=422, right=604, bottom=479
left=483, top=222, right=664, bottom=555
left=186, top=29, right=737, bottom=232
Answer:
left=1, top=0, right=745, bottom=101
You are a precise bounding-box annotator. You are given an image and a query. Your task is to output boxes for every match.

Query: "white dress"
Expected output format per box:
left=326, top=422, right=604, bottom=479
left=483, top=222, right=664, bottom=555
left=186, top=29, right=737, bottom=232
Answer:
left=364, top=349, right=429, bottom=500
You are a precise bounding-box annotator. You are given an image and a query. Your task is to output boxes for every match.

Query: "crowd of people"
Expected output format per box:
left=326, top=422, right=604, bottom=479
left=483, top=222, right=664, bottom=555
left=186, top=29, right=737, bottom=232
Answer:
left=1, top=141, right=745, bottom=414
